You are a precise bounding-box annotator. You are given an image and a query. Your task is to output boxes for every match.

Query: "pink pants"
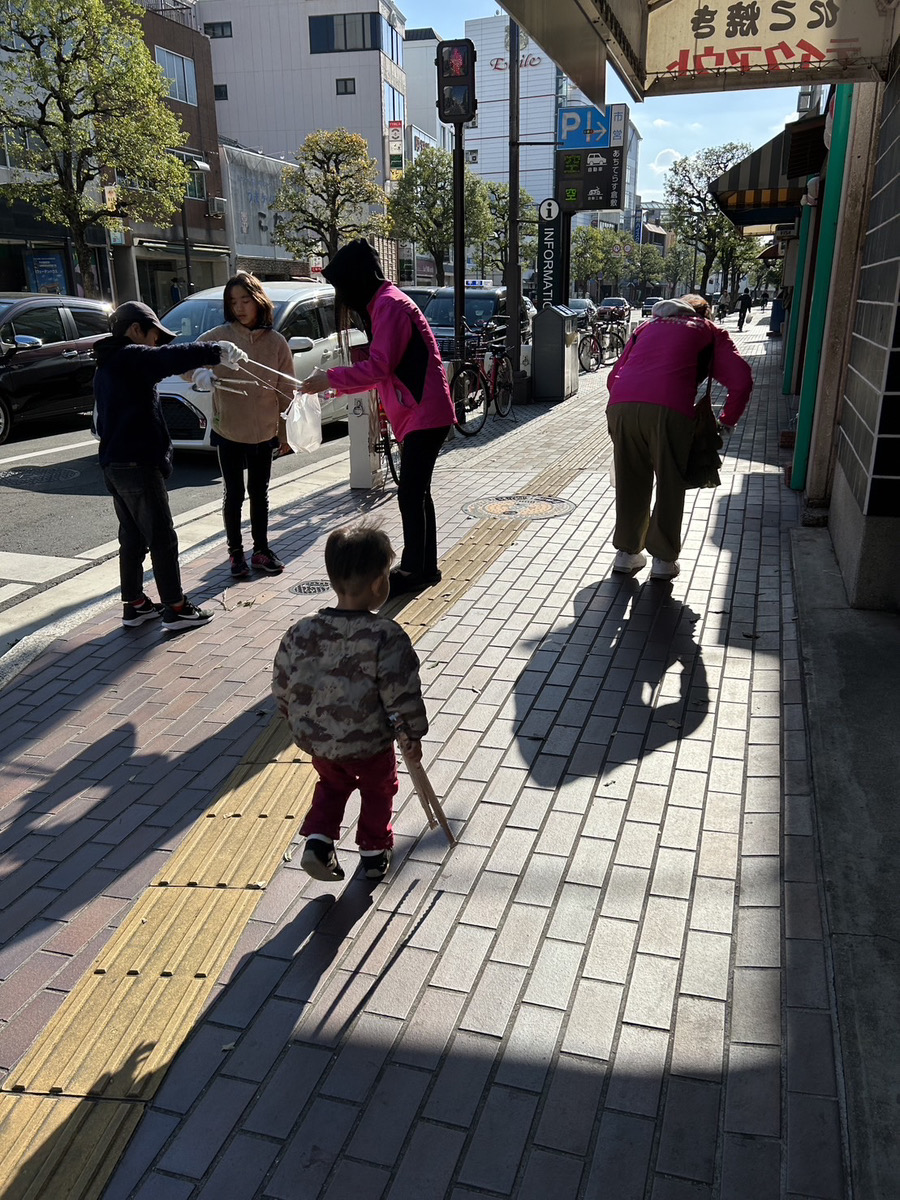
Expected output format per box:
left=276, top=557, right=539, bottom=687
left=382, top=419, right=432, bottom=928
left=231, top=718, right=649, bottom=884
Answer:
left=303, top=745, right=398, bottom=851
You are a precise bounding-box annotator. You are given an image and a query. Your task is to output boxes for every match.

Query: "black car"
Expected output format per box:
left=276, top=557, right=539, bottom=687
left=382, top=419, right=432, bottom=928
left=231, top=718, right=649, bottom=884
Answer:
left=421, top=286, right=534, bottom=357
left=0, top=293, right=112, bottom=443
left=401, top=286, right=438, bottom=311
left=567, top=298, right=597, bottom=329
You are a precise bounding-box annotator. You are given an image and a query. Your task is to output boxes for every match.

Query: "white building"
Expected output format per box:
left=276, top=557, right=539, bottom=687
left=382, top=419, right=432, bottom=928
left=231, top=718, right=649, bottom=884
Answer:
left=463, top=15, right=561, bottom=206
left=403, top=27, right=453, bottom=157
left=196, top=0, right=407, bottom=180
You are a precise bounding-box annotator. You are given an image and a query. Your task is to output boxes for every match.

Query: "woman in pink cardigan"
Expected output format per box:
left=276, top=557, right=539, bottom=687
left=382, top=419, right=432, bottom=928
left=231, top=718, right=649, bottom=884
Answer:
left=301, top=239, right=456, bottom=599
left=607, top=297, right=752, bottom=580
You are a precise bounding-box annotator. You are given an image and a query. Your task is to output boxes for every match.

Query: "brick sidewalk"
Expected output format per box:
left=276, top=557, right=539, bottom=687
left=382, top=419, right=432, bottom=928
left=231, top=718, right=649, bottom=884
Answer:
left=0, top=321, right=847, bottom=1199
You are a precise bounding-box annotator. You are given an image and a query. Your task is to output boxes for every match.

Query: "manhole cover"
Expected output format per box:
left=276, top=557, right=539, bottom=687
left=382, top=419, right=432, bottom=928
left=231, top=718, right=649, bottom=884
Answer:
left=462, top=494, right=575, bottom=520
left=289, top=579, right=332, bottom=596
left=0, top=465, right=80, bottom=489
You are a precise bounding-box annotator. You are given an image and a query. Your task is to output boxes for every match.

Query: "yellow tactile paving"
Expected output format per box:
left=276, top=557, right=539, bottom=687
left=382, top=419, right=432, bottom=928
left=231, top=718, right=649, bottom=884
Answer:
left=4, top=889, right=259, bottom=1101
left=0, top=1094, right=143, bottom=1200
left=156, top=761, right=317, bottom=888
left=0, top=429, right=601, bottom=1197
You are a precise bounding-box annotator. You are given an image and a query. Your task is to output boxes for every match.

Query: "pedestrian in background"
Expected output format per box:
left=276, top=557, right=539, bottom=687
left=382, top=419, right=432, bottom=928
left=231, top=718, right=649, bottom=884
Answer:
left=272, top=523, right=428, bottom=882
left=299, top=239, right=456, bottom=600
left=606, top=298, right=753, bottom=580
left=190, top=272, right=294, bottom=579
left=94, top=301, right=247, bottom=631
left=737, top=288, right=753, bottom=331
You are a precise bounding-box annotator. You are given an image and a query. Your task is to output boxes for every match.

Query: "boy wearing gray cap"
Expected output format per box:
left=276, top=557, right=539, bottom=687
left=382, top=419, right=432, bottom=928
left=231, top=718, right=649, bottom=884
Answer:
left=94, top=301, right=248, bottom=631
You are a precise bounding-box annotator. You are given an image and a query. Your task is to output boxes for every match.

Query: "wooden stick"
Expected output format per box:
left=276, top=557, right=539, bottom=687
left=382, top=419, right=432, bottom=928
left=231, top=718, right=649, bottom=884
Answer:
left=390, top=715, right=456, bottom=845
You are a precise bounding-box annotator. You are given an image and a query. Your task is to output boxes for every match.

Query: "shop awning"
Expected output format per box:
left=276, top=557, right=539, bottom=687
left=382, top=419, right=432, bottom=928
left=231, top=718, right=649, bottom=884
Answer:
left=642, top=222, right=667, bottom=236
left=709, top=129, right=805, bottom=227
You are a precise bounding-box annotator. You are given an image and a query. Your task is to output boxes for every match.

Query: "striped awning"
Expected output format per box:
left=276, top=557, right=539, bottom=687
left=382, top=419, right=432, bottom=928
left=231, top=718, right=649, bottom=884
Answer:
left=710, top=129, right=805, bottom=228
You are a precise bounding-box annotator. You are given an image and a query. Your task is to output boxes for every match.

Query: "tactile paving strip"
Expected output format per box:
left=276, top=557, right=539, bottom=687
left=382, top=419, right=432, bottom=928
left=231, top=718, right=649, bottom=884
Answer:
left=3, top=889, right=259, bottom=1101
left=0, top=434, right=596, bottom=1197
left=0, top=1094, right=142, bottom=1200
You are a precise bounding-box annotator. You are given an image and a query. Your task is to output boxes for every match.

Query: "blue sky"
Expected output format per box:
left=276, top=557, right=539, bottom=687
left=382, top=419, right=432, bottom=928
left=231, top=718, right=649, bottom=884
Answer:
left=398, top=0, right=802, bottom=204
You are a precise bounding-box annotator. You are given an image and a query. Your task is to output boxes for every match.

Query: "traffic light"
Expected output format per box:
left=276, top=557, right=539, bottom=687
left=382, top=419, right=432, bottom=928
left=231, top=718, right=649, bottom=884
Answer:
left=436, top=39, right=476, bottom=125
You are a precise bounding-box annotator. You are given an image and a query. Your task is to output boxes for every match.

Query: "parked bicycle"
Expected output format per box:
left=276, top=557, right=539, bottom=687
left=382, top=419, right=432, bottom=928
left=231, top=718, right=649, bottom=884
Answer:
left=374, top=392, right=400, bottom=484
left=578, top=313, right=627, bottom=373
left=444, top=319, right=514, bottom=437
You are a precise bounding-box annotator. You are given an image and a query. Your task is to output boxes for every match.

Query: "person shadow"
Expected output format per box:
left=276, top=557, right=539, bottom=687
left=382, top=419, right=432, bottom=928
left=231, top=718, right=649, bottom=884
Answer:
left=514, top=575, right=709, bottom=791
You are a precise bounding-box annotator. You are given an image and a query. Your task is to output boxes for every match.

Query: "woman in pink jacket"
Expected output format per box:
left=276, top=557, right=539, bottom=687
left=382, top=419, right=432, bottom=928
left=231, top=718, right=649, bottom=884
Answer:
left=607, top=297, right=752, bottom=580
left=301, top=239, right=456, bottom=598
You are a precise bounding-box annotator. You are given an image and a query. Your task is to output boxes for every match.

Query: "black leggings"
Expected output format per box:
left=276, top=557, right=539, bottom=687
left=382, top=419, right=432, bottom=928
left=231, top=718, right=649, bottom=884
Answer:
left=397, top=426, right=450, bottom=576
left=216, top=437, right=274, bottom=554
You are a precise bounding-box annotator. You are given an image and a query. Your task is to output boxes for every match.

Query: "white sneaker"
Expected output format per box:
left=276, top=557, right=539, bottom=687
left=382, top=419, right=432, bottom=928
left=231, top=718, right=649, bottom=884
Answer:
left=612, top=550, right=647, bottom=574
left=650, top=558, right=680, bottom=579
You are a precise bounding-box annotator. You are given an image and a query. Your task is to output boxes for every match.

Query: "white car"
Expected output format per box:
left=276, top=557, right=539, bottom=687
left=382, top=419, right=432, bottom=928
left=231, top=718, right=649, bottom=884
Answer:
left=156, top=281, right=367, bottom=451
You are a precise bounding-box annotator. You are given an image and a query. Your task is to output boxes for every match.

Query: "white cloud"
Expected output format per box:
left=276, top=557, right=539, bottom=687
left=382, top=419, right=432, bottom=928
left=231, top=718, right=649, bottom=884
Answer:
left=688, top=122, right=704, bottom=131
left=770, top=111, right=798, bottom=134
left=649, top=148, right=682, bottom=175
left=652, top=118, right=673, bottom=129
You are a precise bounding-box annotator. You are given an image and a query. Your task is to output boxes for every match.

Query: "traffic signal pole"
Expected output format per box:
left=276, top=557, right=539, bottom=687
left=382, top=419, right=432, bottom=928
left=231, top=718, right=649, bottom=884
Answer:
left=453, top=128, right=466, bottom=364
left=436, top=39, right=477, bottom=369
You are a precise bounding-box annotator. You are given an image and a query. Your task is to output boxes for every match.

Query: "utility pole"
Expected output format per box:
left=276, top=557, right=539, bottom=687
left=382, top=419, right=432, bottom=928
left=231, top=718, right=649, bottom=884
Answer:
left=505, top=18, right=521, bottom=376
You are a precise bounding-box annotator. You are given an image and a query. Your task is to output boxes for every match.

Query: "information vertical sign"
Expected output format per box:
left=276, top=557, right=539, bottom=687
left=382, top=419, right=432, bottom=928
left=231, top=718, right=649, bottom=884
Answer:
left=537, top=198, right=564, bottom=309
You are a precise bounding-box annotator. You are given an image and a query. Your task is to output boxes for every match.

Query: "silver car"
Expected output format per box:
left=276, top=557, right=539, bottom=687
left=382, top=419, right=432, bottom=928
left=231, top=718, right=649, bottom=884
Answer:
left=156, top=281, right=366, bottom=450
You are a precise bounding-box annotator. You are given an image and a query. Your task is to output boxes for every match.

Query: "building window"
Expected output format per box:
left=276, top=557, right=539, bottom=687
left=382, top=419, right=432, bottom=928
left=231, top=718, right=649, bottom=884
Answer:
left=214, top=84, right=228, bottom=101
left=186, top=170, right=208, bottom=201
left=309, top=12, right=398, bottom=60
left=155, top=47, right=198, bottom=106
left=204, top=21, right=232, bottom=38
left=336, top=78, right=355, bottom=95
left=310, top=12, right=378, bottom=53
left=383, top=81, right=405, bottom=124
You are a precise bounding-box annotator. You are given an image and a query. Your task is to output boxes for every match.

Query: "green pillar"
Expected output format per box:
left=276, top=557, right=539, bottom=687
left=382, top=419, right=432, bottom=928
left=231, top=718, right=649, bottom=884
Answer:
left=782, top=199, right=813, bottom=395
left=791, top=85, right=854, bottom=491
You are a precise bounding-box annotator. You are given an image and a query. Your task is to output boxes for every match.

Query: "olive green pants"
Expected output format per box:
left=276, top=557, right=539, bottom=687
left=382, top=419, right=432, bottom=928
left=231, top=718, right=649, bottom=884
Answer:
left=607, top=402, right=695, bottom=562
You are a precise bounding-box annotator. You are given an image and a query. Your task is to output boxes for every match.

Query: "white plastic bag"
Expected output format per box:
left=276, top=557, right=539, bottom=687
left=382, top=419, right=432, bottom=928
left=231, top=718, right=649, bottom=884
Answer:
left=282, top=391, right=322, bottom=454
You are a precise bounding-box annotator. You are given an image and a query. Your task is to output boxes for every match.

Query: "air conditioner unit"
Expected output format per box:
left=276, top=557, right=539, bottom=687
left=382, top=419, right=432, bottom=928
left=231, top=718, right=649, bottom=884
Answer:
left=209, top=196, right=227, bottom=217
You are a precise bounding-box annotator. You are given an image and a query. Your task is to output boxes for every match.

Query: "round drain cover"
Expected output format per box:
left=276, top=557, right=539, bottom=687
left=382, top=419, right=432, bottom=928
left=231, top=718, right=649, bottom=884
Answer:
left=289, top=579, right=332, bottom=596
left=0, top=465, right=80, bottom=489
left=462, top=494, right=575, bottom=520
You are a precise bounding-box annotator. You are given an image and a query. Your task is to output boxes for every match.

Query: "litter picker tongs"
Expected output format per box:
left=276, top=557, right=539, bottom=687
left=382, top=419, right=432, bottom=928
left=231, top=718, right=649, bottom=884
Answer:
left=389, top=713, right=456, bottom=844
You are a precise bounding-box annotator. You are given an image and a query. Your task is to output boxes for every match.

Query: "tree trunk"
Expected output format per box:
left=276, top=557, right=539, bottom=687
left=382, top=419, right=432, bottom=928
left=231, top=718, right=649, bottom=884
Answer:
left=72, top=229, right=98, bottom=298
left=433, top=249, right=445, bottom=287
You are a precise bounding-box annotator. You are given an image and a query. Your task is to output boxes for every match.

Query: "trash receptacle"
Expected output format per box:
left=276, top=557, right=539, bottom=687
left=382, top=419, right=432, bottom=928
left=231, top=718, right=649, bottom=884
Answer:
left=531, top=305, right=579, bottom=401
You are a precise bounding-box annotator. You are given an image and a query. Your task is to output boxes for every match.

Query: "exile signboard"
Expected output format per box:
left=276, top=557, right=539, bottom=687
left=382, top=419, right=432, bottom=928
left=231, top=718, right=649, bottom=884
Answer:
left=556, top=146, right=623, bottom=212
left=644, top=0, right=898, bottom=95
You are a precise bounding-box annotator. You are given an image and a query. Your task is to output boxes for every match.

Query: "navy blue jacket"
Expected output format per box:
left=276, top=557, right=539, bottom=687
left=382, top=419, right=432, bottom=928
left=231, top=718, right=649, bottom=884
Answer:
left=94, top=337, right=221, bottom=476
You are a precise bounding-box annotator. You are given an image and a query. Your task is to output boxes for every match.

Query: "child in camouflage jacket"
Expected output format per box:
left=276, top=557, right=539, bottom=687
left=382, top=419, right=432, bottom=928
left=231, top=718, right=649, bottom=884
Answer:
left=272, top=524, right=427, bottom=882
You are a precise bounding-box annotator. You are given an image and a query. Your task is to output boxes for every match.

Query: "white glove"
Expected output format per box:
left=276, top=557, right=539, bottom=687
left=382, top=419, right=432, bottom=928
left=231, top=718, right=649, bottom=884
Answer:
left=191, top=367, right=215, bottom=392
left=717, top=420, right=734, bottom=437
left=217, top=340, right=248, bottom=366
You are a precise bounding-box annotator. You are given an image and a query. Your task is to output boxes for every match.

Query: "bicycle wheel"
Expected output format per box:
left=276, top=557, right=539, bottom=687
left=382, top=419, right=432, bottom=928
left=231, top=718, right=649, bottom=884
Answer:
left=579, top=333, right=601, bottom=373
left=381, top=425, right=400, bottom=484
left=494, top=354, right=514, bottom=416
left=602, top=330, right=625, bottom=365
left=452, top=364, right=488, bottom=436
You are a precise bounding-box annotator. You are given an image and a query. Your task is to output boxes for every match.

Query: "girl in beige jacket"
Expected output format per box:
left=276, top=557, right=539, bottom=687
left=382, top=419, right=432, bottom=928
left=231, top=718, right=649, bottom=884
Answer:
left=192, top=273, right=294, bottom=577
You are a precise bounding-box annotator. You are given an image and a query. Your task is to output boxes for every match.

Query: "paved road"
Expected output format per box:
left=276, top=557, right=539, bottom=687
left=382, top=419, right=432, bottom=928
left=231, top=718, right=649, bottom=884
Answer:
left=0, top=416, right=350, bottom=566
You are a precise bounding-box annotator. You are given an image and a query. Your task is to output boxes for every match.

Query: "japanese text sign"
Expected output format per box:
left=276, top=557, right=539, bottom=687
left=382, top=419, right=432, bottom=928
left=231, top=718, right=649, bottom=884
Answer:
left=644, top=0, right=897, bottom=94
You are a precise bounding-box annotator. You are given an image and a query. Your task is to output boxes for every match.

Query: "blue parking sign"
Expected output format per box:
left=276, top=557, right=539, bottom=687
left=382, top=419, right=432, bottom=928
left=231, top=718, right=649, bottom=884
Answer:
left=557, top=105, right=628, bottom=150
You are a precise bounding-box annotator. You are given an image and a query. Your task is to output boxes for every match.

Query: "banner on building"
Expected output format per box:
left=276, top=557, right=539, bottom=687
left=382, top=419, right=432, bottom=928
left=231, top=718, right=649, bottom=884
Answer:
left=644, top=0, right=898, bottom=95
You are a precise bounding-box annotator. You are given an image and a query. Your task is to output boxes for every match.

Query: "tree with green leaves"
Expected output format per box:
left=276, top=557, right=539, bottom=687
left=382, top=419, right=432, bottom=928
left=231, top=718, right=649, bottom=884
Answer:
left=716, top=228, right=763, bottom=305
left=570, top=226, right=606, bottom=293
left=663, top=143, right=751, bottom=294
left=274, top=129, right=389, bottom=261
left=630, top=243, right=666, bottom=296
left=660, top=240, right=692, bottom=297
left=482, top=182, right=537, bottom=277
left=0, top=0, right=191, bottom=297
left=388, top=148, right=491, bottom=286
